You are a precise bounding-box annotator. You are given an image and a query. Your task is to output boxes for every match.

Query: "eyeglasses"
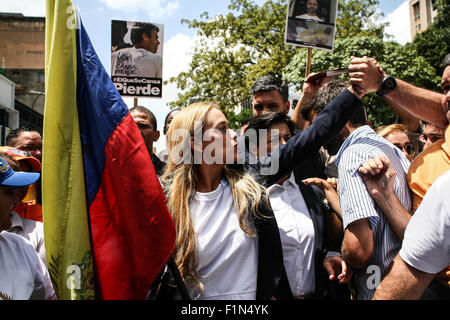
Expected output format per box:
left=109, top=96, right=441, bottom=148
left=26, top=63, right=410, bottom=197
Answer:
left=421, top=134, right=443, bottom=144
left=394, top=143, right=416, bottom=158
left=17, top=144, right=42, bottom=152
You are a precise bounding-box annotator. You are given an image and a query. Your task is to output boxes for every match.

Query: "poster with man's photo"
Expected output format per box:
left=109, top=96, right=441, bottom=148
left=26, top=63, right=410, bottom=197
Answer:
left=111, top=20, right=164, bottom=98
left=285, top=0, right=338, bottom=51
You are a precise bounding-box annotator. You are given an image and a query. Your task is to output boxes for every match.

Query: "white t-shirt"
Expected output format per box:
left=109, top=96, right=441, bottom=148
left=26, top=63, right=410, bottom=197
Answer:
left=400, top=169, right=450, bottom=274
left=0, top=232, right=56, bottom=300
left=267, top=172, right=315, bottom=296
left=295, top=13, right=324, bottom=22
left=8, top=211, right=46, bottom=265
left=189, top=179, right=258, bottom=300
left=111, top=47, right=162, bottom=78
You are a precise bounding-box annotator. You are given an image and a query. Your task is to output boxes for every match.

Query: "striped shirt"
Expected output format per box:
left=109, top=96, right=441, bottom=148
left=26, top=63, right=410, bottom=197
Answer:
left=335, top=125, right=412, bottom=300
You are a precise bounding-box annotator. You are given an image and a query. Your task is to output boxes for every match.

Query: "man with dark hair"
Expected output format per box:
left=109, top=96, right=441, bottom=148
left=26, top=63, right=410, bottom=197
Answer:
left=292, top=80, right=350, bottom=178
left=335, top=101, right=414, bottom=300
left=6, top=128, right=42, bottom=162
left=130, top=106, right=165, bottom=176
left=251, top=74, right=290, bottom=116
left=419, top=121, right=445, bottom=151
left=295, top=0, right=325, bottom=22
left=111, top=23, right=162, bottom=78
left=250, top=74, right=327, bottom=180
left=6, top=128, right=42, bottom=205
left=348, top=55, right=450, bottom=298
left=243, top=111, right=351, bottom=299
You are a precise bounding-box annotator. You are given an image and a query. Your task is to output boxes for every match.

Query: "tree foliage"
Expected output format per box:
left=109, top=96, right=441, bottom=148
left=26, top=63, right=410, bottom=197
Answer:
left=168, top=0, right=295, bottom=116
left=227, top=107, right=253, bottom=130
left=410, top=0, right=450, bottom=76
left=284, top=0, right=445, bottom=126
left=169, top=0, right=445, bottom=127
left=284, top=36, right=441, bottom=127
left=335, top=0, right=386, bottom=39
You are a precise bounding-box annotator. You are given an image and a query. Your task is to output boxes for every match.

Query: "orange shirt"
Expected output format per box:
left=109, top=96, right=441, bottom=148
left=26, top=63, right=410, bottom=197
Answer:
left=13, top=201, right=43, bottom=223
left=408, top=125, right=450, bottom=213
left=22, top=183, right=37, bottom=204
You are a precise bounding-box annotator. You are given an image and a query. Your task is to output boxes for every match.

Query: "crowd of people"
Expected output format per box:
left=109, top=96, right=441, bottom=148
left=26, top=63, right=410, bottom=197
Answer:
left=0, top=54, right=449, bottom=300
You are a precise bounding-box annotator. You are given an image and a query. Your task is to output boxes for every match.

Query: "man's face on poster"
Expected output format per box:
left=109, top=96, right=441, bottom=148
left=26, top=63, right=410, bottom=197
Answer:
left=306, top=0, right=319, bottom=15
left=142, top=29, right=160, bottom=54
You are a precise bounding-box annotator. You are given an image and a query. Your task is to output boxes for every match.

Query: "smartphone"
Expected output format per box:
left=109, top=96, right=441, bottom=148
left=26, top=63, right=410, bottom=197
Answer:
left=305, top=68, right=349, bottom=83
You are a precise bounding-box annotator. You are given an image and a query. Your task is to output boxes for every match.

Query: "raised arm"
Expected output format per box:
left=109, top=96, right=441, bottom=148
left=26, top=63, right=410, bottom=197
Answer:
left=349, top=56, right=447, bottom=128
left=291, top=72, right=332, bottom=130
left=358, top=156, right=411, bottom=240
left=260, top=86, right=365, bottom=186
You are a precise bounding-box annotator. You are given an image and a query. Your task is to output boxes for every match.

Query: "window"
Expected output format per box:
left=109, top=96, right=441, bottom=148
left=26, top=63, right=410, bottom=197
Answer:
left=416, top=24, right=421, bottom=31
left=413, top=2, right=420, bottom=20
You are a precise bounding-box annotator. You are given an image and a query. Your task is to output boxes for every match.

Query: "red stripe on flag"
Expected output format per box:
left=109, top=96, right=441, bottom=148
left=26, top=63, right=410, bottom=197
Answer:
left=89, top=114, right=175, bottom=300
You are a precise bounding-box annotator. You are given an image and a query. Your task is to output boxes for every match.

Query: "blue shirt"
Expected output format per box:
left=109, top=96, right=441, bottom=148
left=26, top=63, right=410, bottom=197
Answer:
left=335, top=125, right=412, bottom=300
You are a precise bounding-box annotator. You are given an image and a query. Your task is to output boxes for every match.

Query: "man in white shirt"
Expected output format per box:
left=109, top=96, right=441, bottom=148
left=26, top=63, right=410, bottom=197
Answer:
left=296, top=0, right=325, bottom=22
left=357, top=157, right=450, bottom=300
left=244, top=112, right=351, bottom=299
left=0, top=156, right=55, bottom=299
left=111, top=23, right=162, bottom=78
left=0, top=232, right=55, bottom=300
left=8, top=211, right=46, bottom=265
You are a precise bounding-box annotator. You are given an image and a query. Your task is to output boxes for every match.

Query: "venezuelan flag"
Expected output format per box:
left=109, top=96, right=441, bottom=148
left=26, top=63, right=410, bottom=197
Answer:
left=43, top=0, right=176, bottom=300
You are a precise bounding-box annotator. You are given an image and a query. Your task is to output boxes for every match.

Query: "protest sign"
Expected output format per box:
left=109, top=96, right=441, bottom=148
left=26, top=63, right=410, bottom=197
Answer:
left=111, top=20, right=164, bottom=98
left=285, top=0, right=338, bottom=51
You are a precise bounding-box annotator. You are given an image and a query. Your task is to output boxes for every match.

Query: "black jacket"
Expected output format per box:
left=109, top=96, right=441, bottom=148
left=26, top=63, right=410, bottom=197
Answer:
left=244, top=89, right=362, bottom=187
left=150, top=89, right=361, bottom=300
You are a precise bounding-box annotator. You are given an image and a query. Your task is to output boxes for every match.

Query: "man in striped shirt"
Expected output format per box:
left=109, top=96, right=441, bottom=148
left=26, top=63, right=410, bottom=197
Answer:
left=335, top=104, right=412, bottom=300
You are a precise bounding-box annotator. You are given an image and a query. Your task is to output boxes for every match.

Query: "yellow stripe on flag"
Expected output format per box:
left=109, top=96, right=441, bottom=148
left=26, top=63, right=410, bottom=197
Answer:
left=43, top=0, right=95, bottom=300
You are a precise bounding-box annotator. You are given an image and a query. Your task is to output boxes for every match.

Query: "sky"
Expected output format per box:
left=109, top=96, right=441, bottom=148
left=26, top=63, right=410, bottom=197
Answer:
left=1, top=0, right=412, bottom=153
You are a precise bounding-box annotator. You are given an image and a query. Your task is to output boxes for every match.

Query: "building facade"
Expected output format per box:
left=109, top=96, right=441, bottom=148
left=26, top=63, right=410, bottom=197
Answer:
left=0, top=13, right=44, bottom=134
left=409, top=0, right=439, bottom=40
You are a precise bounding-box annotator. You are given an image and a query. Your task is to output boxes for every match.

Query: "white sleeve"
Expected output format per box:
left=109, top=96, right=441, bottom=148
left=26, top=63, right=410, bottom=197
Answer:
left=35, top=254, right=57, bottom=300
left=400, top=171, right=450, bottom=274
left=21, top=238, right=57, bottom=300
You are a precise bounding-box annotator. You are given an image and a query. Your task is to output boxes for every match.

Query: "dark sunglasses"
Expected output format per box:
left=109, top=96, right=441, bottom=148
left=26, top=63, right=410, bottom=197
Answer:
left=394, top=143, right=416, bottom=157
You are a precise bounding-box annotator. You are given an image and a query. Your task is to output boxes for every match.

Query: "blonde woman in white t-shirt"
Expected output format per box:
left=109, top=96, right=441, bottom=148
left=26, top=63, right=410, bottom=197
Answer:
left=158, top=102, right=291, bottom=300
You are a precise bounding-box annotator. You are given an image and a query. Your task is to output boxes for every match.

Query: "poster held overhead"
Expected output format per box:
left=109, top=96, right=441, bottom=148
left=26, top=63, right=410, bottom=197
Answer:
left=285, top=0, right=338, bottom=51
left=111, top=20, right=164, bottom=98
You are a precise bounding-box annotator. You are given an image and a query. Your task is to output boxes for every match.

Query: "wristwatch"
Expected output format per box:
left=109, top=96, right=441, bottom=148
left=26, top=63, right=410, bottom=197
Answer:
left=376, top=74, right=397, bottom=96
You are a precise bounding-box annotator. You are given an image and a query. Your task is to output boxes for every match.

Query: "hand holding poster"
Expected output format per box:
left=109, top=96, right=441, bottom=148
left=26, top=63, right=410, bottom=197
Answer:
left=111, top=20, right=164, bottom=98
left=285, top=0, right=338, bottom=51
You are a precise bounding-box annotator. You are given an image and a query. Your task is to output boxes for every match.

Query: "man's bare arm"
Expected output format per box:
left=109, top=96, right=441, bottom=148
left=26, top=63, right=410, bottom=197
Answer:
left=349, top=57, right=447, bottom=128
left=372, top=254, right=435, bottom=300
left=291, top=72, right=337, bottom=130
left=342, top=218, right=373, bottom=269
left=358, top=156, right=411, bottom=240
left=384, top=99, right=421, bottom=132
left=384, top=79, right=447, bottom=128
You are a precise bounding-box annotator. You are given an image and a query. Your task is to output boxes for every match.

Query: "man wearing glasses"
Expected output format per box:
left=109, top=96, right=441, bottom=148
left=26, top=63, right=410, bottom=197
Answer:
left=335, top=103, right=412, bottom=300
left=6, top=128, right=42, bottom=205
left=6, top=128, right=42, bottom=162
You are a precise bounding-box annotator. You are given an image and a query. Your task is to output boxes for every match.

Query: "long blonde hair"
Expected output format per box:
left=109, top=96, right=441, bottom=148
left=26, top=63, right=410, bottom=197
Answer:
left=161, top=102, right=265, bottom=288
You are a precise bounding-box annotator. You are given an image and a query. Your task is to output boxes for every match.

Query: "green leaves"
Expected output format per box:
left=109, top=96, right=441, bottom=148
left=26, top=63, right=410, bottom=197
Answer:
left=168, top=0, right=295, bottom=117
left=169, top=0, right=446, bottom=127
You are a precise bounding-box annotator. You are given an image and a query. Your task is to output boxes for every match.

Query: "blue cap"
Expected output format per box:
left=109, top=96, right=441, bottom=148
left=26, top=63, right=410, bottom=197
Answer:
left=0, top=156, right=40, bottom=188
